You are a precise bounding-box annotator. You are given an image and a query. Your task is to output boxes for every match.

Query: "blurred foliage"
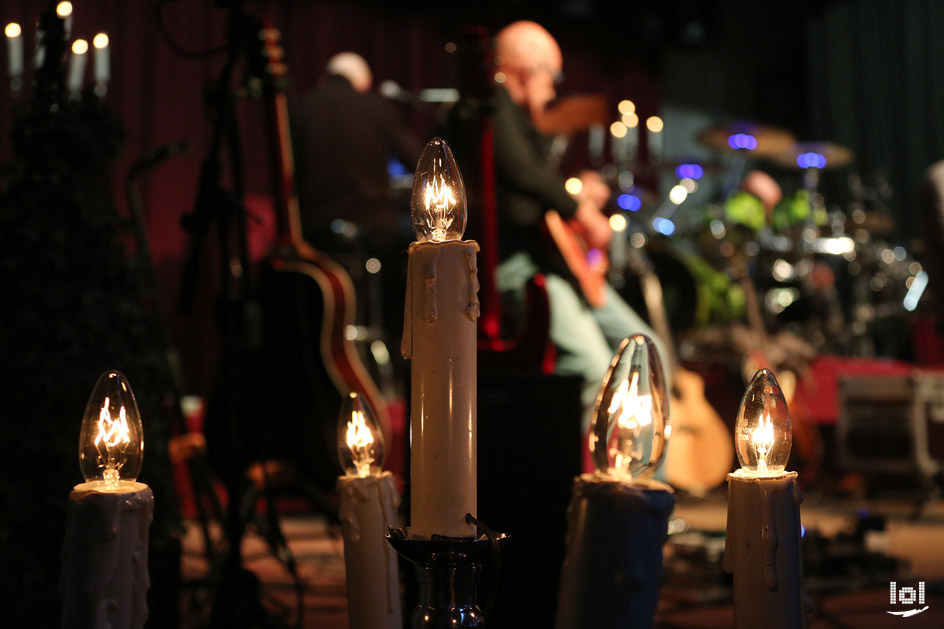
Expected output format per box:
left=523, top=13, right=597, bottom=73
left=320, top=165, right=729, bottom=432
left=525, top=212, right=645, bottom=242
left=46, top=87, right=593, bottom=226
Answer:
left=0, top=88, right=182, bottom=625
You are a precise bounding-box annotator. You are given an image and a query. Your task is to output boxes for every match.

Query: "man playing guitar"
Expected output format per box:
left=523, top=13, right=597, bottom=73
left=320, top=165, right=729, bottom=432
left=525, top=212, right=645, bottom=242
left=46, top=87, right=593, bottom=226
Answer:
left=446, top=20, right=732, bottom=490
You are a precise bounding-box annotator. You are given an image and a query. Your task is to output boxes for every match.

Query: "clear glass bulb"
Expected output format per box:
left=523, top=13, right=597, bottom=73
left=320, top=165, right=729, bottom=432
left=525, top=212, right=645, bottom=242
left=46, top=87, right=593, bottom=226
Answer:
left=410, top=137, right=467, bottom=242
left=337, top=392, right=385, bottom=477
left=589, top=334, right=669, bottom=481
left=78, top=371, right=144, bottom=489
left=735, top=368, right=792, bottom=476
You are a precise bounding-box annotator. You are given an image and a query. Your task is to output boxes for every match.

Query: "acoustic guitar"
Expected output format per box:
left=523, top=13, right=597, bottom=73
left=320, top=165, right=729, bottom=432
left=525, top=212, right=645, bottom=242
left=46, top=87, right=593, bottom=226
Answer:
left=545, top=212, right=734, bottom=491
left=253, top=25, right=391, bottom=484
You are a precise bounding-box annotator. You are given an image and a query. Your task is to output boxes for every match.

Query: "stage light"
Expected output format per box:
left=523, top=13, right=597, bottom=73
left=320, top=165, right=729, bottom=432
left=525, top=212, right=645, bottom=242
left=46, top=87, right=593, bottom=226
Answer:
left=617, top=193, right=642, bottom=212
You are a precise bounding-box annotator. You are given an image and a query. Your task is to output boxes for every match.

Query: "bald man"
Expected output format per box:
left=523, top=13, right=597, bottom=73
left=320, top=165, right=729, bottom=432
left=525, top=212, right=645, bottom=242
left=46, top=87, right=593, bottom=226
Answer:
left=445, top=21, right=669, bottom=426
left=292, top=52, right=421, bottom=246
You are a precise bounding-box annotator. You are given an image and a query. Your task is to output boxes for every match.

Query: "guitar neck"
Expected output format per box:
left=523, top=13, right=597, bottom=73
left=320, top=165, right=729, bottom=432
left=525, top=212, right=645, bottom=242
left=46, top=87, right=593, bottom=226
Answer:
left=260, top=25, right=305, bottom=252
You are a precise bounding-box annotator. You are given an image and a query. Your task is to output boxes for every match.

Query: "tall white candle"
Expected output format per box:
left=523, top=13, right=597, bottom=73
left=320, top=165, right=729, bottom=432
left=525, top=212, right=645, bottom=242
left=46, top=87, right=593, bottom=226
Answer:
left=67, top=38, right=88, bottom=93
left=92, top=32, right=109, bottom=84
left=401, top=138, right=478, bottom=539
left=5, top=22, right=23, bottom=78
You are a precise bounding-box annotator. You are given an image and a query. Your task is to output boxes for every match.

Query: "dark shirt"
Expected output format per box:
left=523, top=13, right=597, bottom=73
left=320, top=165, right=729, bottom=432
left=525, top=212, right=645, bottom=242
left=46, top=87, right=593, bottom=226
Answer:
left=444, top=86, right=578, bottom=272
left=292, top=75, right=421, bottom=243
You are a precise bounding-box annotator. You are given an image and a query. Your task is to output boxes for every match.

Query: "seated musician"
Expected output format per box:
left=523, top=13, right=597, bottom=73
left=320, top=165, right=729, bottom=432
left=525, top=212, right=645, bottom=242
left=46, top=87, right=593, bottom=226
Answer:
left=448, top=20, right=671, bottom=427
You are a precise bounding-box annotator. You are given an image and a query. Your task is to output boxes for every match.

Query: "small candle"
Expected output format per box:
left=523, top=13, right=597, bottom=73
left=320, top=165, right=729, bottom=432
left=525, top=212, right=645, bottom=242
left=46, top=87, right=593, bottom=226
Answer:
left=401, top=137, right=478, bottom=539
left=723, top=369, right=810, bottom=629
left=336, top=393, right=402, bottom=629
left=92, top=32, right=109, bottom=84
left=57, top=1, right=74, bottom=39
left=646, top=115, right=664, bottom=163
left=5, top=22, right=23, bottom=78
left=61, top=371, right=153, bottom=629
left=556, top=335, right=674, bottom=629
left=67, top=38, right=88, bottom=93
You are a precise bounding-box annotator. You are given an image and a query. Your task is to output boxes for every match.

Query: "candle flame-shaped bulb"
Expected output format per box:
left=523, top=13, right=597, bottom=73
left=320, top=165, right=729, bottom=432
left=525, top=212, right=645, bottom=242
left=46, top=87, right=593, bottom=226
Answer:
left=589, top=334, right=669, bottom=481
left=735, top=369, right=792, bottom=476
left=410, top=137, right=467, bottom=242
left=78, top=371, right=144, bottom=490
left=337, top=392, right=385, bottom=477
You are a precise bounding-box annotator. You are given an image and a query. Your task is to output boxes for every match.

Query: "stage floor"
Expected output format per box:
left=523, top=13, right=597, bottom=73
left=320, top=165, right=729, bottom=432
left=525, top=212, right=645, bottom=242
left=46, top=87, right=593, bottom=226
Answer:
left=179, top=489, right=944, bottom=628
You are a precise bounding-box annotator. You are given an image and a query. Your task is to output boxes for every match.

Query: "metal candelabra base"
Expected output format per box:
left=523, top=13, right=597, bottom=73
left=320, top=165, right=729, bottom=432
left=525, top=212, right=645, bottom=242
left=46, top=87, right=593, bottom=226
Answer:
left=386, top=520, right=507, bottom=629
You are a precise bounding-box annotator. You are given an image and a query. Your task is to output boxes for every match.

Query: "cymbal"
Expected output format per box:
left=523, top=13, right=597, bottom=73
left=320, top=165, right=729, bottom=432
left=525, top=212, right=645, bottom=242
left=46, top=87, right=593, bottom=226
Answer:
left=773, top=141, right=854, bottom=170
left=697, top=122, right=797, bottom=158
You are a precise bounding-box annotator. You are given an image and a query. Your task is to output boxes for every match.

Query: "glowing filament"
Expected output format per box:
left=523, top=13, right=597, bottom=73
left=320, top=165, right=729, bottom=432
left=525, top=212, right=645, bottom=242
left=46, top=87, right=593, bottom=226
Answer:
left=423, top=175, right=457, bottom=241
left=346, top=409, right=375, bottom=477
left=94, top=397, right=131, bottom=488
left=752, top=413, right=775, bottom=472
left=607, top=372, right=653, bottom=479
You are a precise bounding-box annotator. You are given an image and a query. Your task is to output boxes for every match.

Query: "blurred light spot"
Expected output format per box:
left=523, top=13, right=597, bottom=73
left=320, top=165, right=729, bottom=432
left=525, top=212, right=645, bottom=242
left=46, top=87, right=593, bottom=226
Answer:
left=586, top=248, right=604, bottom=266
left=796, top=152, right=827, bottom=169
left=5, top=23, right=22, bottom=38
left=565, top=177, right=583, bottom=195
left=622, top=112, right=639, bottom=128
left=618, top=194, right=642, bottom=212
left=646, top=116, right=664, bottom=133
left=93, top=33, right=109, bottom=49
left=444, top=41, right=457, bottom=53
left=610, top=121, right=628, bottom=138
left=365, top=258, right=382, bottom=274
left=680, top=178, right=697, bottom=193
left=904, top=270, right=928, bottom=311
left=71, top=39, right=88, bottom=55
left=668, top=185, right=688, bottom=204
left=609, top=213, right=628, bottom=232
left=653, top=217, right=675, bottom=235
left=57, top=1, right=73, bottom=17
left=728, top=133, right=758, bottom=150
left=618, top=100, right=635, bottom=115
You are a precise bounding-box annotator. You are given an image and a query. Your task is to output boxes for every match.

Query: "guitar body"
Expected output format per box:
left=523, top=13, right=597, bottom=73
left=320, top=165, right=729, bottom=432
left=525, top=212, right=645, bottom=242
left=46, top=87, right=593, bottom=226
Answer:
left=544, top=209, right=608, bottom=308
left=256, top=253, right=390, bottom=488
left=664, top=367, right=734, bottom=493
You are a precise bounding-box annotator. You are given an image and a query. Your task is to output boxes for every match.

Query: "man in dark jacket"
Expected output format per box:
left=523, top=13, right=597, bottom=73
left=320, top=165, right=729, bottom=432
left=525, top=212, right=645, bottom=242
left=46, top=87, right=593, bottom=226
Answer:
left=292, top=52, right=421, bottom=248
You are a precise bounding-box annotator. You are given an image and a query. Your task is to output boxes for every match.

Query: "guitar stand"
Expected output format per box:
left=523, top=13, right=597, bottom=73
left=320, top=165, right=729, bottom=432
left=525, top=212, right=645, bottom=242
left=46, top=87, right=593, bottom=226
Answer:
left=174, top=3, right=304, bottom=627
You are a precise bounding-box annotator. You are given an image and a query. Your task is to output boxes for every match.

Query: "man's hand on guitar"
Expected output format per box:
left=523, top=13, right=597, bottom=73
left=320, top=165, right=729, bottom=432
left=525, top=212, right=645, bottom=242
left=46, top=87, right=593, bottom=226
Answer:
left=571, top=170, right=612, bottom=250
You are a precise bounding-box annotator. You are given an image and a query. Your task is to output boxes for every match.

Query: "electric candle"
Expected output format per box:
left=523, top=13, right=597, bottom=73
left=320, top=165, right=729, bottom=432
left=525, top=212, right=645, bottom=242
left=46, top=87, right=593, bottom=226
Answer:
left=556, top=335, right=675, bottom=629
left=336, top=392, right=402, bottom=629
left=5, top=22, right=23, bottom=79
left=61, top=371, right=153, bottom=629
left=646, top=115, right=664, bottom=163
left=723, top=369, right=809, bottom=629
left=92, top=32, right=109, bottom=85
left=66, top=37, right=87, bottom=94
left=401, top=137, right=478, bottom=539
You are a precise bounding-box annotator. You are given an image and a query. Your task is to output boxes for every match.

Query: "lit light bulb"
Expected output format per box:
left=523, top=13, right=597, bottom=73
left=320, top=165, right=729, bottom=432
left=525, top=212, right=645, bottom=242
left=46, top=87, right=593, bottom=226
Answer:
left=78, top=371, right=144, bottom=490
left=410, top=137, right=467, bottom=243
left=5, top=22, right=22, bottom=38
left=56, top=1, right=73, bottom=18
left=735, top=369, right=792, bottom=476
left=337, top=392, right=385, bottom=477
left=589, top=334, right=669, bottom=482
left=93, top=33, right=109, bottom=49
left=71, top=38, right=88, bottom=55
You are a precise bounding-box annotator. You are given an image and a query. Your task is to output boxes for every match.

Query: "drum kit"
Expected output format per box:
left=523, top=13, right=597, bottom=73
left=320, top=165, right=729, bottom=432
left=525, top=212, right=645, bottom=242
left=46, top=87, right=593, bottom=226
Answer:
left=618, top=121, right=925, bottom=360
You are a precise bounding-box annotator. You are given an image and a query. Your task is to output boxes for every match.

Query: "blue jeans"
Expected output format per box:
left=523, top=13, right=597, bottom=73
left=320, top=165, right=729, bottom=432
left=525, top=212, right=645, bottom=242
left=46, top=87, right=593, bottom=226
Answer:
left=496, top=253, right=672, bottom=430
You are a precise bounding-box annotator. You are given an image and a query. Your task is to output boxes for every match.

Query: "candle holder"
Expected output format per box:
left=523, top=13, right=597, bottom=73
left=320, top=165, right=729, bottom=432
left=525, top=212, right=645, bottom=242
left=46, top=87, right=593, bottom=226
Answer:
left=386, top=515, right=507, bottom=629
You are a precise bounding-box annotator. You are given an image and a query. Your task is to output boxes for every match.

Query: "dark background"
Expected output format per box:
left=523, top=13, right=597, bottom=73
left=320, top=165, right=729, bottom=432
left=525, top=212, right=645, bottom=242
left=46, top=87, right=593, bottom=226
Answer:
left=3, top=0, right=942, bottom=392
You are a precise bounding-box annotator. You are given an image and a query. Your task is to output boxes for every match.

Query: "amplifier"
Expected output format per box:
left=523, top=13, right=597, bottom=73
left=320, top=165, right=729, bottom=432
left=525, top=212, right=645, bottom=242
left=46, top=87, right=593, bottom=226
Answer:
left=838, top=370, right=944, bottom=482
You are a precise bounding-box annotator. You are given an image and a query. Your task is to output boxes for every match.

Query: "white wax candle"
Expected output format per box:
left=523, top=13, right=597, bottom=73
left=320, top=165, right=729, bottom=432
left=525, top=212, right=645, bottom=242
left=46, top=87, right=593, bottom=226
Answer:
left=5, top=23, right=23, bottom=78
left=67, top=39, right=88, bottom=93
left=93, top=33, right=109, bottom=84
left=337, top=472, right=402, bottom=629
left=401, top=239, right=479, bottom=538
left=60, top=482, right=154, bottom=629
